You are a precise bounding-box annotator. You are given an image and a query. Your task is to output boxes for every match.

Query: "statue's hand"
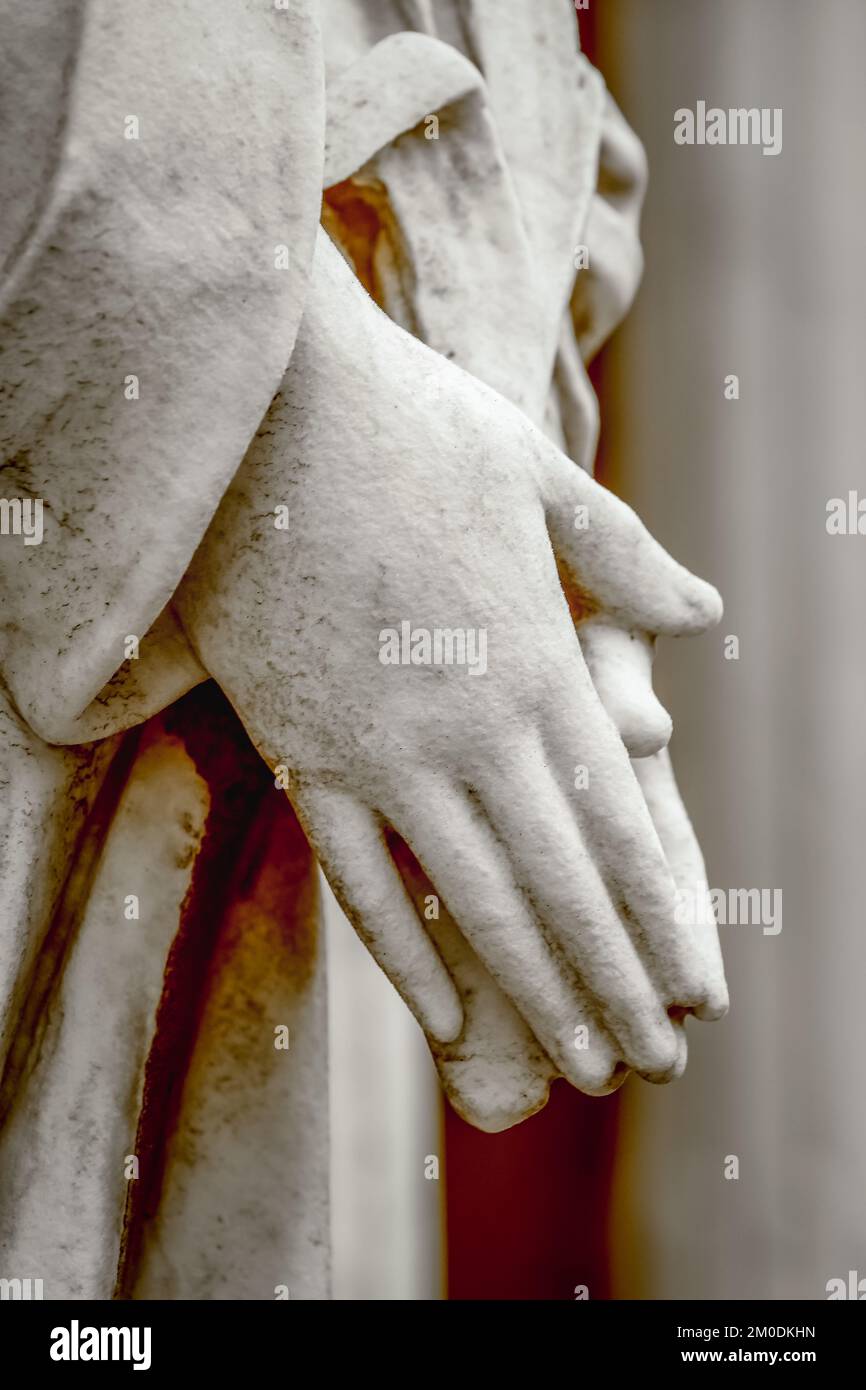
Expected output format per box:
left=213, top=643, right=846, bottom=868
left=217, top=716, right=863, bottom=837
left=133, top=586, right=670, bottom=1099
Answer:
left=176, top=232, right=723, bottom=1103
left=405, top=630, right=728, bottom=1133
left=579, top=617, right=728, bottom=1022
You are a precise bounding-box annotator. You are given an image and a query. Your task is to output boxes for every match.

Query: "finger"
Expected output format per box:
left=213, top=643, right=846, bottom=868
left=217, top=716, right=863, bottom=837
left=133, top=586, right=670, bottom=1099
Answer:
left=632, top=749, right=729, bottom=1020
left=570, top=614, right=727, bottom=1017
left=382, top=777, right=628, bottom=1097
left=388, top=830, right=558, bottom=1133
left=293, top=784, right=463, bottom=1044
left=591, top=763, right=724, bottom=1020
left=470, top=728, right=684, bottom=1082
left=535, top=440, right=723, bottom=636
left=578, top=617, right=672, bottom=758
left=536, top=669, right=719, bottom=1017
left=663, top=1011, right=690, bottom=1084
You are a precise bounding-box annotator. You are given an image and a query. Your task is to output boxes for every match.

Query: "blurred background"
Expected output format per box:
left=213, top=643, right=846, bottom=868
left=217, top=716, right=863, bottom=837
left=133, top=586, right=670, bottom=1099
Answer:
left=328, top=0, right=866, bottom=1298
left=598, top=0, right=866, bottom=1300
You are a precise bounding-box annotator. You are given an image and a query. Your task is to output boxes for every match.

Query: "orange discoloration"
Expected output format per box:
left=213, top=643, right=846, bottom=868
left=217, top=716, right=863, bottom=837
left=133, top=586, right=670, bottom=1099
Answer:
left=323, top=180, right=396, bottom=308
left=115, top=683, right=317, bottom=1297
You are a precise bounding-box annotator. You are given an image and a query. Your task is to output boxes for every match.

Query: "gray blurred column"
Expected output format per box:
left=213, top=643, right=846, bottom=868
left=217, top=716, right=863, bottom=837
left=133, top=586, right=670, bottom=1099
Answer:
left=600, top=0, right=866, bottom=1299
left=325, top=876, right=443, bottom=1299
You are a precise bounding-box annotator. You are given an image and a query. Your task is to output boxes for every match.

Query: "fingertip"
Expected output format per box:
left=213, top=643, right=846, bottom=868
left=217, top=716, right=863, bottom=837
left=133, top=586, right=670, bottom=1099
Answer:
left=580, top=1058, right=631, bottom=1097
left=440, top=1069, right=553, bottom=1133
left=630, top=1016, right=686, bottom=1083
left=644, top=571, right=724, bottom=637
left=672, top=950, right=730, bottom=1023
left=691, top=983, right=730, bottom=1022
left=618, top=697, right=673, bottom=759
left=425, top=986, right=465, bottom=1045
left=677, top=575, right=724, bottom=634
left=639, top=1040, right=687, bottom=1085
left=555, top=1024, right=627, bottom=1098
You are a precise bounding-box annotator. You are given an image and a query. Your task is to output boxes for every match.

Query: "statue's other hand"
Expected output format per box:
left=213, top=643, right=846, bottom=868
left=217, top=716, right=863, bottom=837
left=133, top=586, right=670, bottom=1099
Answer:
left=579, top=618, right=729, bottom=1024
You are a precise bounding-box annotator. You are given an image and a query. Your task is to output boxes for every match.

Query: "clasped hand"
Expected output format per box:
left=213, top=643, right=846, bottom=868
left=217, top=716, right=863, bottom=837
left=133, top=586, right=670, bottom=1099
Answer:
left=176, top=233, right=727, bottom=1129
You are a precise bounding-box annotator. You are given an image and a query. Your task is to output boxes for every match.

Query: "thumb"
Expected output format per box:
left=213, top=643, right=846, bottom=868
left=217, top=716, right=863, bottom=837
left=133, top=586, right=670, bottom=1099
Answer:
left=540, top=448, right=723, bottom=636
left=578, top=618, right=672, bottom=758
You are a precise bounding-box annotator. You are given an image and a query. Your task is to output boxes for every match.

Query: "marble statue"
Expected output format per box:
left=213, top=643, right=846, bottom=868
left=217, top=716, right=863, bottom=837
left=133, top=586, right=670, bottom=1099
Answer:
left=0, top=0, right=727, bottom=1299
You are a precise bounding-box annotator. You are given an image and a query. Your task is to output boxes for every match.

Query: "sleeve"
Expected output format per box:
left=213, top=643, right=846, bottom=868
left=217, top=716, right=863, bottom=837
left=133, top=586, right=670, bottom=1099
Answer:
left=0, top=0, right=325, bottom=744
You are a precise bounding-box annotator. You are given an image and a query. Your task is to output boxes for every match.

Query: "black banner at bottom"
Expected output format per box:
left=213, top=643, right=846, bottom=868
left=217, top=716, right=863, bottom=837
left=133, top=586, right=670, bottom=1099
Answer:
left=1, top=1298, right=860, bottom=1373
